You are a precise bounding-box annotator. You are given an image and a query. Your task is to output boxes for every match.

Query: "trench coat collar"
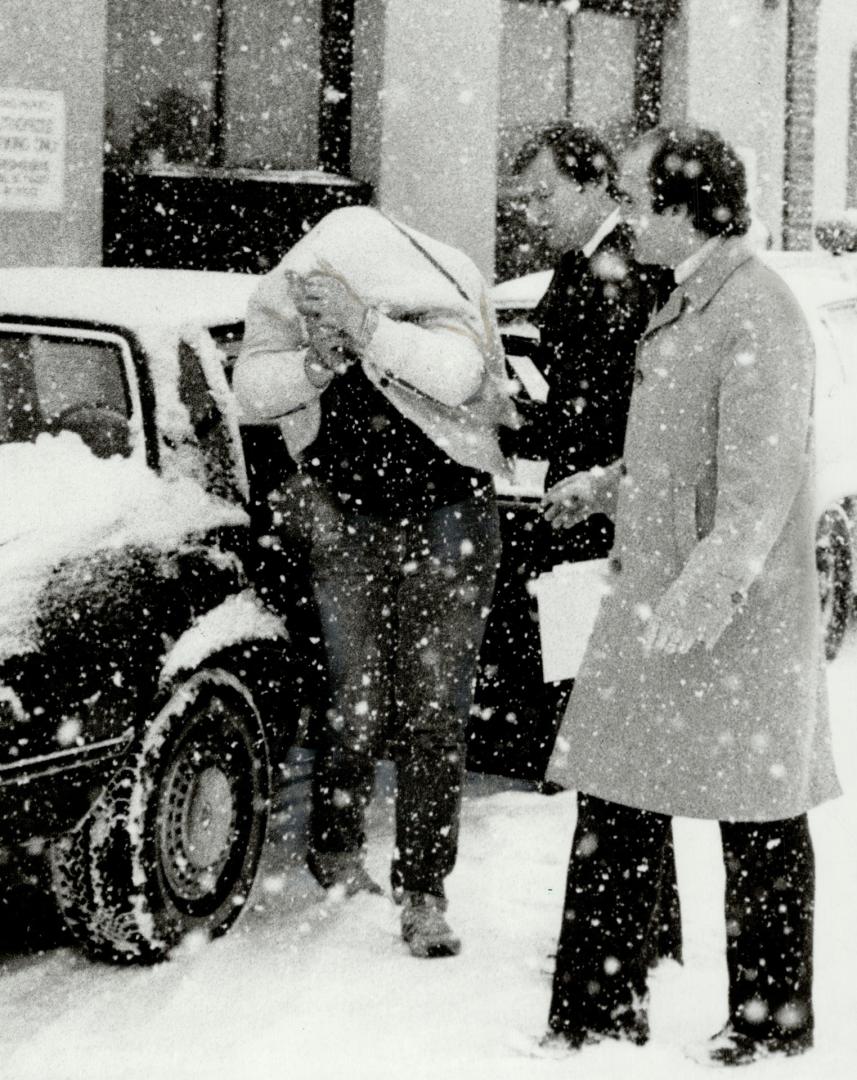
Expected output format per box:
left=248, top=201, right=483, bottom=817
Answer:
left=644, top=236, right=755, bottom=337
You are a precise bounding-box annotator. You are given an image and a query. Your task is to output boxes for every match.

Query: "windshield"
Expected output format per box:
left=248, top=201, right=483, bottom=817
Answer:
left=0, top=331, right=133, bottom=458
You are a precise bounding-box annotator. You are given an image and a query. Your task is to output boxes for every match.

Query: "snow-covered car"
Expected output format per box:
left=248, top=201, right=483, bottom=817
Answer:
left=491, top=251, right=857, bottom=661
left=0, top=267, right=301, bottom=963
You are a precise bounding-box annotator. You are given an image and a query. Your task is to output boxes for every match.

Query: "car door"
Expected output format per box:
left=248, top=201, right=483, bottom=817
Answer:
left=0, top=323, right=154, bottom=769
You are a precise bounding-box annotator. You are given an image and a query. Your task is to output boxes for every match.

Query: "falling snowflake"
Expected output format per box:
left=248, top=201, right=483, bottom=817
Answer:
left=56, top=718, right=82, bottom=747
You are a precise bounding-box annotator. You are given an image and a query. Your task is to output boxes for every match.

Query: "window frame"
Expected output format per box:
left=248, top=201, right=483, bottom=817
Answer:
left=501, top=0, right=678, bottom=134
left=0, top=323, right=146, bottom=462
left=178, top=0, right=354, bottom=175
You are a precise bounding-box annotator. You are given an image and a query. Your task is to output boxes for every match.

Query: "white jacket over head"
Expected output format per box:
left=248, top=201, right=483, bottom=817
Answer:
left=233, top=206, right=518, bottom=476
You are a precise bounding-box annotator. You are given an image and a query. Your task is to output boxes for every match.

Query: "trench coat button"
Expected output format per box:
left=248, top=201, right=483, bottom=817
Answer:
left=610, top=556, right=623, bottom=573
left=731, top=591, right=744, bottom=605
left=633, top=368, right=644, bottom=386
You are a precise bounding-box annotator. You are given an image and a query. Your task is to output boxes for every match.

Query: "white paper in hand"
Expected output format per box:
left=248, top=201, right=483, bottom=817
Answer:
left=530, top=559, right=610, bottom=682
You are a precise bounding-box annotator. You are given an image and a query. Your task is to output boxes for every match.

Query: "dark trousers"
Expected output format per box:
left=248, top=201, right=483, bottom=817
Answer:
left=533, top=678, right=573, bottom=780
left=549, top=794, right=814, bottom=1043
left=308, top=485, right=500, bottom=898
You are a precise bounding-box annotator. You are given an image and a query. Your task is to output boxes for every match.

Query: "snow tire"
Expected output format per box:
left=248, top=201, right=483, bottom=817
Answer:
left=817, top=510, right=852, bottom=662
left=49, top=669, right=270, bottom=963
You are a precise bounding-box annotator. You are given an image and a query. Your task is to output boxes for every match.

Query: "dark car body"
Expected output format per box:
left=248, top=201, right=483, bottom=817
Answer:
left=0, top=268, right=301, bottom=960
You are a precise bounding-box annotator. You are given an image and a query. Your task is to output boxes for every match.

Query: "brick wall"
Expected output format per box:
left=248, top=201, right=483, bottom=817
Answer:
left=783, top=0, right=821, bottom=249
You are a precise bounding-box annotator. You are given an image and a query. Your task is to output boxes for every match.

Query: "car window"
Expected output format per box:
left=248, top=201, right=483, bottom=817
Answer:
left=818, top=302, right=857, bottom=370
left=177, top=340, right=243, bottom=501
left=31, top=337, right=129, bottom=421
left=815, top=301, right=857, bottom=471
left=0, top=330, right=136, bottom=458
left=816, top=303, right=857, bottom=410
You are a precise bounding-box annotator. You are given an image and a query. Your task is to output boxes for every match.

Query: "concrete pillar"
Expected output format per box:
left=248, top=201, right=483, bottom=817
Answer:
left=661, top=0, right=790, bottom=247
left=0, top=0, right=107, bottom=267
left=351, top=0, right=502, bottom=278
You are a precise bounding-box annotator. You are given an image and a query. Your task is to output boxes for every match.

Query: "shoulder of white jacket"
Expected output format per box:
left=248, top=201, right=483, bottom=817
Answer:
left=258, top=206, right=382, bottom=277
left=395, top=219, right=484, bottom=281
left=306, top=204, right=384, bottom=242
left=264, top=204, right=487, bottom=296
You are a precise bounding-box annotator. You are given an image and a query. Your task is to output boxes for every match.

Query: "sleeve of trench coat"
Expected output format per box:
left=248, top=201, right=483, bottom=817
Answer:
left=361, top=292, right=487, bottom=409
left=659, top=272, right=815, bottom=645
left=234, top=262, right=488, bottom=416
left=232, top=272, right=318, bottom=422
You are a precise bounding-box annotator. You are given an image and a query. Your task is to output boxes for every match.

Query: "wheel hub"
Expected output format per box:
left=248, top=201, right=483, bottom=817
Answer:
left=185, top=767, right=234, bottom=868
left=159, top=749, right=239, bottom=902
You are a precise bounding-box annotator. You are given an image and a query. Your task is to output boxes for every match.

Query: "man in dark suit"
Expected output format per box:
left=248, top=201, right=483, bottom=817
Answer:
left=512, top=123, right=666, bottom=752
left=511, top=123, right=681, bottom=963
left=515, top=125, right=664, bottom=560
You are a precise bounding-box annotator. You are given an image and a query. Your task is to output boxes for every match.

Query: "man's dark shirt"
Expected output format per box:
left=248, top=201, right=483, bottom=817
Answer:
left=533, top=222, right=666, bottom=561
left=306, top=361, right=485, bottom=518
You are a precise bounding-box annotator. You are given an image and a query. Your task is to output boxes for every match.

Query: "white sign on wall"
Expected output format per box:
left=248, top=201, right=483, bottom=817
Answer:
left=0, top=88, right=65, bottom=212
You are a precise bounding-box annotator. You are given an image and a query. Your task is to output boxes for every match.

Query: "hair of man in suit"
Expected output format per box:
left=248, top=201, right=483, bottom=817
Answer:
left=512, top=122, right=621, bottom=200
left=642, top=125, right=751, bottom=239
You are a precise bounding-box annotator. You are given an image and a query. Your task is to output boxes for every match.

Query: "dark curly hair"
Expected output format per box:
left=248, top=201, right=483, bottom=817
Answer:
left=645, top=126, right=751, bottom=238
left=512, top=122, right=620, bottom=199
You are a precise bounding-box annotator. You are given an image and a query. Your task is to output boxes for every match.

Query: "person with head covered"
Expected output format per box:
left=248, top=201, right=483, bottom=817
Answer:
left=234, top=206, right=518, bottom=958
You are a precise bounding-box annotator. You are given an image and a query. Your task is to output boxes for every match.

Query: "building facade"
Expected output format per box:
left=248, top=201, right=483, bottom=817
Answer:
left=0, top=0, right=107, bottom=267
left=0, top=0, right=855, bottom=276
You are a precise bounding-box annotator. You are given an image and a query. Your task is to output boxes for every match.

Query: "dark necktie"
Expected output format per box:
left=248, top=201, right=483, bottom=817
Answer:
left=653, top=269, right=677, bottom=313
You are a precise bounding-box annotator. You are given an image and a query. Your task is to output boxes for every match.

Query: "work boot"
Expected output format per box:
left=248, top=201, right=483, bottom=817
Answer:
left=400, top=891, right=461, bottom=958
left=307, top=850, right=383, bottom=897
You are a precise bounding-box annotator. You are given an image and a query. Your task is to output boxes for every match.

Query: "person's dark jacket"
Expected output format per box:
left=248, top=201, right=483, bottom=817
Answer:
left=533, top=222, right=666, bottom=563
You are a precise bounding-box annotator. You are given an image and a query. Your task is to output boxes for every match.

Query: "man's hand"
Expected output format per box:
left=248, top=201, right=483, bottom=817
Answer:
left=640, top=583, right=734, bottom=656
left=295, top=269, right=366, bottom=341
left=306, top=322, right=353, bottom=379
left=640, top=606, right=699, bottom=656
left=541, top=468, right=614, bottom=530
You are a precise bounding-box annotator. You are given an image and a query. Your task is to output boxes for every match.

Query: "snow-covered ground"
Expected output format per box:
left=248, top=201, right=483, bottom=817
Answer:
left=1, top=635, right=855, bottom=1080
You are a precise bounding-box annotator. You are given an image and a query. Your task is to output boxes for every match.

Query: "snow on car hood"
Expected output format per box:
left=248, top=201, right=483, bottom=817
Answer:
left=0, top=432, right=248, bottom=659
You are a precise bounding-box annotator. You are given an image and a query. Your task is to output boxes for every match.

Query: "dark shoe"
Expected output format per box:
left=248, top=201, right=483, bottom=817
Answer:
left=691, top=1023, right=813, bottom=1067
left=539, top=1030, right=599, bottom=1053
left=542, top=1021, right=647, bottom=1053
left=400, top=892, right=461, bottom=958
left=532, top=1031, right=592, bottom=1057
left=307, top=850, right=383, bottom=897
left=548, top=1004, right=649, bottom=1050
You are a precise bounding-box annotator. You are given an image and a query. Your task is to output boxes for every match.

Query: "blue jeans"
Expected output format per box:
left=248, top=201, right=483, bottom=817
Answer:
left=307, top=484, right=500, bottom=897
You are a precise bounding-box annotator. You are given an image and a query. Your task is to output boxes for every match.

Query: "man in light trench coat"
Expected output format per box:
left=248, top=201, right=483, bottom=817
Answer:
left=542, top=126, right=841, bottom=1066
